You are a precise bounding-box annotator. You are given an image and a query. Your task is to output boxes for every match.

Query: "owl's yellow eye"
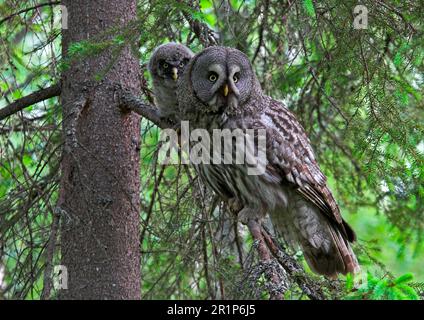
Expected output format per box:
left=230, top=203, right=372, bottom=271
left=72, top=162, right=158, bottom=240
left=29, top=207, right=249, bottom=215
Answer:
left=233, top=74, right=239, bottom=83
left=209, top=72, right=218, bottom=82
left=163, top=63, right=169, bottom=68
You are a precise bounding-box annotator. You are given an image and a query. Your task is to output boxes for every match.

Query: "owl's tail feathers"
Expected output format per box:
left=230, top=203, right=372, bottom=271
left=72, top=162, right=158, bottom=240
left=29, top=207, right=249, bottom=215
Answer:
left=301, top=220, right=360, bottom=279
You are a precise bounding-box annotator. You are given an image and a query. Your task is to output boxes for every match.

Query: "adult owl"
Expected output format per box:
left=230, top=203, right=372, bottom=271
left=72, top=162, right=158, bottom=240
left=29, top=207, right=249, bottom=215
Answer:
left=148, top=42, right=194, bottom=121
left=177, top=46, right=359, bottom=277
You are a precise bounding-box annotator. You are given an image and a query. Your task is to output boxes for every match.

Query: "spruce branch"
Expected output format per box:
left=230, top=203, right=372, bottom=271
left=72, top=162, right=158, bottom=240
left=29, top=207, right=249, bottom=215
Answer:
left=0, top=83, right=61, bottom=121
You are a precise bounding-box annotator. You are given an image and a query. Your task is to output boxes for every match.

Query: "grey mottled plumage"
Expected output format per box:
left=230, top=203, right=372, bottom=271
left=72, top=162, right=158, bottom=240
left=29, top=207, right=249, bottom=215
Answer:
left=148, top=43, right=194, bottom=121
left=177, top=46, right=359, bottom=277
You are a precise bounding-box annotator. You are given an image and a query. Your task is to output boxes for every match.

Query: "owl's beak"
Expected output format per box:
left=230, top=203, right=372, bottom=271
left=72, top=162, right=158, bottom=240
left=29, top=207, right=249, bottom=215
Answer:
left=171, top=67, right=178, bottom=80
left=223, top=84, right=229, bottom=97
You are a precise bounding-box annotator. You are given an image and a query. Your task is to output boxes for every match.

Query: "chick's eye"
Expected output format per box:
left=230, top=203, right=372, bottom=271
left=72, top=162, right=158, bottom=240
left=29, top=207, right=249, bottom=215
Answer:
left=179, top=62, right=185, bottom=68
left=209, top=72, right=218, bottom=82
left=233, top=73, right=239, bottom=83
left=162, top=62, right=169, bottom=68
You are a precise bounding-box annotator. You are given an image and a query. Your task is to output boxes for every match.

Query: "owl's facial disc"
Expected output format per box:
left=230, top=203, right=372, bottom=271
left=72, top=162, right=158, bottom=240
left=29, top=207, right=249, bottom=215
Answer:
left=205, top=64, right=240, bottom=112
left=157, top=58, right=189, bottom=83
left=191, top=48, right=253, bottom=115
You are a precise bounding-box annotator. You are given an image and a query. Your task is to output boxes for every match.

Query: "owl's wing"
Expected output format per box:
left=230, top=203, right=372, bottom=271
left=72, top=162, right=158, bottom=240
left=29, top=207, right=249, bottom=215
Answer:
left=262, top=98, right=355, bottom=241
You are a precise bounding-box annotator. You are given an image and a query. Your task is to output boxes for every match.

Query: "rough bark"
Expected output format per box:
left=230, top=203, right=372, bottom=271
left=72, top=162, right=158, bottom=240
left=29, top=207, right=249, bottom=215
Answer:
left=59, top=0, right=141, bottom=299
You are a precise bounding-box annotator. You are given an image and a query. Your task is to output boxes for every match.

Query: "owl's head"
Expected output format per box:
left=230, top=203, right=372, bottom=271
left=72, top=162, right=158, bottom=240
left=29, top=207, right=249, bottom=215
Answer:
left=189, top=46, right=257, bottom=114
left=148, top=43, right=194, bottom=85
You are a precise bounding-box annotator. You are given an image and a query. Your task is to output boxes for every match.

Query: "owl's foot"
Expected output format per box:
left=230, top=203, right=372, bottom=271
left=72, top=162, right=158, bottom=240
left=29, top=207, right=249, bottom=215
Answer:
left=228, top=198, right=243, bottom=215
left=237, top=204, right=267, bottom=225
left=237, top=207, right=264, bottom=225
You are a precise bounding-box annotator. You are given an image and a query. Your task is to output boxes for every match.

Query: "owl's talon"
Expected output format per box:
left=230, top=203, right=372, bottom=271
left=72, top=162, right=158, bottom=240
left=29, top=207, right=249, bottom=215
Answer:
left=228, top=198, right=243, bottom=215
left=238, top=207, right=257, bottom=225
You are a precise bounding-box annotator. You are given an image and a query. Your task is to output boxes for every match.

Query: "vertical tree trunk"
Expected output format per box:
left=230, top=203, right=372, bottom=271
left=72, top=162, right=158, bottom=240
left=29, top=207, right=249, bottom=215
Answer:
left=59, top=0, right=141, bottom=299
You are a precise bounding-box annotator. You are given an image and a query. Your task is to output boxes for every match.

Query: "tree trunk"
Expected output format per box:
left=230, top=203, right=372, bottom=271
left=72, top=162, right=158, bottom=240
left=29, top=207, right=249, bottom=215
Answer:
left=59, top=0, right=141, bottom=299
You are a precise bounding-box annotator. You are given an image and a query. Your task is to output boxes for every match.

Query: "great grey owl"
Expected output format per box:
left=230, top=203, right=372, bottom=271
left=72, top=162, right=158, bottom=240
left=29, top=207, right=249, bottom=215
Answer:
left=177, top=46, right=359, bottom=277
left=148, top=42, right=194, bottom=121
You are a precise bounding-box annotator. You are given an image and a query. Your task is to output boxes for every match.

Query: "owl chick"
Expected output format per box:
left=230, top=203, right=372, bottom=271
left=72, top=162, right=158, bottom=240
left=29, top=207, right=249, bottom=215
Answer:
left=177, top=46, right=359, bottom=278
left=148, top=43, right=194, bottom=122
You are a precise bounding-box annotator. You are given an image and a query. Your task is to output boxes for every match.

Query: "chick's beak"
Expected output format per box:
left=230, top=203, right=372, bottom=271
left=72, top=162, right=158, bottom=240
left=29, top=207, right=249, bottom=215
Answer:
left=171, top=67, right=178, bottom=80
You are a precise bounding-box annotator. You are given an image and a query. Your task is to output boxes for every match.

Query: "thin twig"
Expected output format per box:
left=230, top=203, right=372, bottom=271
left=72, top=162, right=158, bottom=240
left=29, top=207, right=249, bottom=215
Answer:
left=252, top=0, right=269, bottom=63
left=0, top=2, right=61, bottom=25
left=40, top=211, right=60, bottom=299
left=176, top=0, right=218, bottom=47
